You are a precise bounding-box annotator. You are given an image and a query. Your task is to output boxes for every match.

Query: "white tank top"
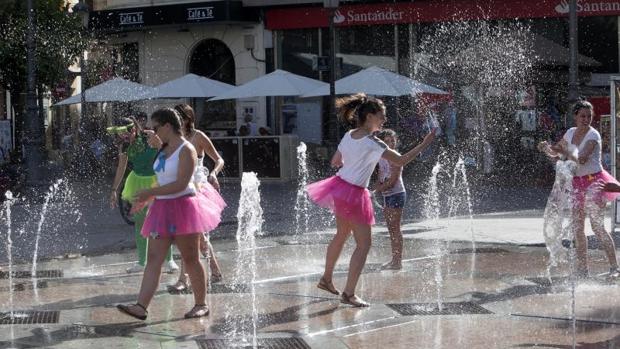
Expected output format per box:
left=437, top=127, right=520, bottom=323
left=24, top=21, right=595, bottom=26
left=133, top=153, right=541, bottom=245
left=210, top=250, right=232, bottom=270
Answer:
left=193, top=155, right=209, bottom=185
left=153, top=141, right=196, bottom=199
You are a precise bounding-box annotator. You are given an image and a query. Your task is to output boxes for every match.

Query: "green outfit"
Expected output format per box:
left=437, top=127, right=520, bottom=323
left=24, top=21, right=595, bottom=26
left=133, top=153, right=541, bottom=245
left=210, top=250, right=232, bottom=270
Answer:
left=121, top=136, right=172, bottom=266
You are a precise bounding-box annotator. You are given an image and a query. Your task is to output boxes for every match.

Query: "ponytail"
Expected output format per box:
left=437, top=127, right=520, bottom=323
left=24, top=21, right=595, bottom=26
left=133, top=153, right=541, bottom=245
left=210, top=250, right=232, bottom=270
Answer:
left=336, top=93, right=385, bottom=128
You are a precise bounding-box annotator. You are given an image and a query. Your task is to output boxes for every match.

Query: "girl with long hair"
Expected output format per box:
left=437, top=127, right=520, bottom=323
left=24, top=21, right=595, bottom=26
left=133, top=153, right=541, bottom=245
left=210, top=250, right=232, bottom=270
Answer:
left=307, top=94, right=436, bottom=307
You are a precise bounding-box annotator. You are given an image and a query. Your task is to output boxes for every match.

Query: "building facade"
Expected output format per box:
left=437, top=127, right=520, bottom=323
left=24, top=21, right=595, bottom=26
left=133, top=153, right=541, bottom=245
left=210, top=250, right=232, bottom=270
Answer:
left=90, top=0, right=266, bottom=136
left=88, top=0, right=620, bottom=148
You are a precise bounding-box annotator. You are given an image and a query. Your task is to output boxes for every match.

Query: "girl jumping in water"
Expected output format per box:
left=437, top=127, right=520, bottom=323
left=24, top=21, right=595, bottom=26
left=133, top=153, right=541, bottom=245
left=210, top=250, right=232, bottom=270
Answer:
left=307, top=94, right=436, bottom=307
left=540, top=100, right=620, bottom=278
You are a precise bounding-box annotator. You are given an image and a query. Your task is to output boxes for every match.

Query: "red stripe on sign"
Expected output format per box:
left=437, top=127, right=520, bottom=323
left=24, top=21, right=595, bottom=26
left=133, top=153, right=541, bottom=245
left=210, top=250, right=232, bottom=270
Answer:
left=266, top=0, right=620, bottom=30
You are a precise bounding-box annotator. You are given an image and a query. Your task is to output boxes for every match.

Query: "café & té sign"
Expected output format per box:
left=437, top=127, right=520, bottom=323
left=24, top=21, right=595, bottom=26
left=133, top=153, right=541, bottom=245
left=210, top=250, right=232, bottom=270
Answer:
left=91, top=1, right=256, bottom=32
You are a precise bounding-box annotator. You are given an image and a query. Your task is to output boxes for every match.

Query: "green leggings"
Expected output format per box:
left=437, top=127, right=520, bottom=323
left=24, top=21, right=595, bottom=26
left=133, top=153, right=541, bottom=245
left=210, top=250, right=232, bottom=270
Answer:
left=133, top=207, right=172, bottom=266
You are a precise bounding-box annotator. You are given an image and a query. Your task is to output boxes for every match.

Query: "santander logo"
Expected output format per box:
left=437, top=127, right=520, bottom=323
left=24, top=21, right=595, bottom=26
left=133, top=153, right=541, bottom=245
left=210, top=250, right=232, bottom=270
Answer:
left=334, top=10, right=345, bottom=24
left=555, top=0, right=569, bottom=13
left=554, top=0, right=620, bottom=14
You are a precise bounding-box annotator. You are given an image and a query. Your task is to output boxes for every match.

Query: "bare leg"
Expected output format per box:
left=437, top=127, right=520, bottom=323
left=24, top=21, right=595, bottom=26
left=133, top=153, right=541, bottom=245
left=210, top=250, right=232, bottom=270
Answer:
left=343, top=223, right=372, bottom=295
left=589, top=204, right=619, bottom=269
left=322, top=216, right=353, bottom=282
left=383, top=207, right=403, bottom=267
left=205, top=239, right=222, bottom=278
left=136, top=238, right=173, bottom=309
left=174, top=236, right=221, bottom=287
left=573, top=208, right=588, bottom=276
left=176, top=234, right=207, bottom=307
left=169, top=262, right=189, bottom=292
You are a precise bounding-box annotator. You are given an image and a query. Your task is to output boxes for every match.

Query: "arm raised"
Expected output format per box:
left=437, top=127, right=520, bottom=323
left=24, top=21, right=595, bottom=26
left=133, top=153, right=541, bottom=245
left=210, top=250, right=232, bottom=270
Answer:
left=382, top=130, right=436, bottom=167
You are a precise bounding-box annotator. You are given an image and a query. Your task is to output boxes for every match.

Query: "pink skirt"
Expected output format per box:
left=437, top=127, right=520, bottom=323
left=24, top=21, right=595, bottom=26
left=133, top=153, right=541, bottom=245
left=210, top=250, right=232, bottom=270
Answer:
left=141, top=183, right=226, bottom=239
left=572, top=170, right=620, bottom=208
left=306, top=175, right=375, bottom=225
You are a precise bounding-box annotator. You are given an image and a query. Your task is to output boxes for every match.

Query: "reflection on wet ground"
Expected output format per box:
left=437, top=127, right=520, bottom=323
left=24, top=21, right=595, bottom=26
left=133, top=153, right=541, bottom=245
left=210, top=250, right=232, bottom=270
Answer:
left=1, top=233, right=620, bottom=349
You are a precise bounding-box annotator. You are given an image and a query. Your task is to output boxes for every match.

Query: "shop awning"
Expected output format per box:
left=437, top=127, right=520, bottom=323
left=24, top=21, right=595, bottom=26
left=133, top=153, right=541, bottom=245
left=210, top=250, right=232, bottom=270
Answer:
left=209, top=70, right=327, bottom=100
left=153, top=73, right=234, bottom=98
left=301, top=66, right=447, bottom=97
left=54, top=78, right=155, bottom=105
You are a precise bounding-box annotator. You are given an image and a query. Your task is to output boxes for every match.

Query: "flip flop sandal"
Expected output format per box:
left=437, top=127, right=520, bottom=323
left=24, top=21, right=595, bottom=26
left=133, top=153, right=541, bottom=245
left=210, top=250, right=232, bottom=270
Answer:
left=184, top=304, right=210, bottom=319
left=117, top=303, right=148, bottom=320
left=167, top=279, right=190, bottom=294
left=340, top=293, right=370, bottom=308
left=381, top=262, right=402, bottom=270
left=317, top=277, right=340, bottom=295
left=210, top=273, right=223, bottom=283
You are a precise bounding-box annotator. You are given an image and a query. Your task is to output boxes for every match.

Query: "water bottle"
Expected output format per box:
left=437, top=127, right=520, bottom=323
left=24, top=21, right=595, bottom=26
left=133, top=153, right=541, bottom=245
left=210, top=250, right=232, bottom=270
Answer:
left=427, top=115, right=442, bottom=136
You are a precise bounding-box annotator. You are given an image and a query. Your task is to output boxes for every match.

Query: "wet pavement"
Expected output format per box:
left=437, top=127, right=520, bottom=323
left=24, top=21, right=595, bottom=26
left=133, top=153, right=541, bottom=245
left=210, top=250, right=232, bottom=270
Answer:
left=2, top=213, right=620, bottom=348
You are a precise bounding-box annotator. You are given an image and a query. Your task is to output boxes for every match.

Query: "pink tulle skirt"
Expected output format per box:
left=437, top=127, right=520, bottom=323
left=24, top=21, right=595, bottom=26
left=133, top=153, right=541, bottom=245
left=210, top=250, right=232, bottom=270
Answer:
left=141, top=183, right=226, bottom=239
left=306, top=175, right=375, bottom=226
left=572, top=170, right=620, bottom=208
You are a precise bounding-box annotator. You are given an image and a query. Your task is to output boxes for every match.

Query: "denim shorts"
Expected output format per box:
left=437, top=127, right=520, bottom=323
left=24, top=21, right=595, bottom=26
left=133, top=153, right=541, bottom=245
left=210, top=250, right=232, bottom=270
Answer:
left=383, top=192, right=406, bottom=209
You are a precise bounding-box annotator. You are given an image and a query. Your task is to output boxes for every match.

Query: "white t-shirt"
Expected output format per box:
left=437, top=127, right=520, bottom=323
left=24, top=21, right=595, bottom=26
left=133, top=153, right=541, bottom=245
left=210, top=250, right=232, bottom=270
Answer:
left=562, top=127, right=602, bottom=177
left=378, top=157, right=405, bottom=196
left=337, top=131, right=387, bottom=187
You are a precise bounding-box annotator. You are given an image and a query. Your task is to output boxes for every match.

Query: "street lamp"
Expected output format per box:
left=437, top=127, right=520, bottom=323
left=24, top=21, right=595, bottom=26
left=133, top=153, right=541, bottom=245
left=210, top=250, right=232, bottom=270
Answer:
left=73, top=0, right=89, bottom=148
left=324, top=0, right=339, bottom=144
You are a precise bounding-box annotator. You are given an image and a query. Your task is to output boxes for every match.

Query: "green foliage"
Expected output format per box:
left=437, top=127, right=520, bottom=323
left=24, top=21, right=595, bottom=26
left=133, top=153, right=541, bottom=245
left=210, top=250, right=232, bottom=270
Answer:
left=0, top=0, right=89, bottom=92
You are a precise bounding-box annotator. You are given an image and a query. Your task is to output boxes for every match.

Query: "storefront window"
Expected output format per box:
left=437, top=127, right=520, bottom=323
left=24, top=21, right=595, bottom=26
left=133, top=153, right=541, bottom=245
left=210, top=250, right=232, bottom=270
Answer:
left=114, top=43, right=139, bottom=82
left=579, top=16, right=618, bottom=73
left=337, top=25, right=395, bottom=75
left=278, top=29, right=322, bottom=143
left=279, top=29, right=320, bottom=79
left=189, top=39, right=236, bottom=131
left=529, top=16, right=618, bottom=73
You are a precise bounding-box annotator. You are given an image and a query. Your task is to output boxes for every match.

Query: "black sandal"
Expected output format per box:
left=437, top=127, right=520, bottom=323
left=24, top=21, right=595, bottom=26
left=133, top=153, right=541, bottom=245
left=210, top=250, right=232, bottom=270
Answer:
left=117, top=303, right=148, bottom=320
left=184, top=304, right=210, bottom=318
left=317, top=277, right=340, bottom=295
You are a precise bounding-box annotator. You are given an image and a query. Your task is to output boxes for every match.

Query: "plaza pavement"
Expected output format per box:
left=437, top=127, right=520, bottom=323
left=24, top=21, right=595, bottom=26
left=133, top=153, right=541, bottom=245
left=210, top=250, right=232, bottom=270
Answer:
left=2, top=204, right=620, bottom=348
left=2, top=178, right=620, bottom=348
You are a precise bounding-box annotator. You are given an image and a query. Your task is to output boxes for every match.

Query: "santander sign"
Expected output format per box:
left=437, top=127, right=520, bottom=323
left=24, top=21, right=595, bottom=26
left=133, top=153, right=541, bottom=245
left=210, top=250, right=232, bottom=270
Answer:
left=333, top=8, right=405, bottom=25
left=554, top=0, right=620, bottom=14
left=265, top=1, right=620, bottom=31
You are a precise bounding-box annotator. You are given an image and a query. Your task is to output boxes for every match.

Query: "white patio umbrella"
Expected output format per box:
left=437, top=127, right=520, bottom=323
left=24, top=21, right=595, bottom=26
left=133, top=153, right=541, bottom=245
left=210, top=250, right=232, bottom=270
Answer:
left=153, top=73, right=234, bottom=98
left=209, top=69, right=328, bottom=101
left=301, top=66, right=448, bottom=97
left=54, top=78, right=156, bottom=106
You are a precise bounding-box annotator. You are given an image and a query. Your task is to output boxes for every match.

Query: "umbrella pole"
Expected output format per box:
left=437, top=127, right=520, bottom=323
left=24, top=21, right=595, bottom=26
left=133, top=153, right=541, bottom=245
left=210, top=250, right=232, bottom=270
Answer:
left=328, top=6, right=338, bottom=143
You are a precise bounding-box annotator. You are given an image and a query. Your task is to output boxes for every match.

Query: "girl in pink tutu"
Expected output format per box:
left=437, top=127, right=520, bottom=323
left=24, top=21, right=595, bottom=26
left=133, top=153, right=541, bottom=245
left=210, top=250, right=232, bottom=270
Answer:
left=540, top=100, right=620, bottom=278
left=308, top=93, right=436, bottom=307
left=168, top=103, right=226, bottom=293
left=117, top=107, right=225, bottom=320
